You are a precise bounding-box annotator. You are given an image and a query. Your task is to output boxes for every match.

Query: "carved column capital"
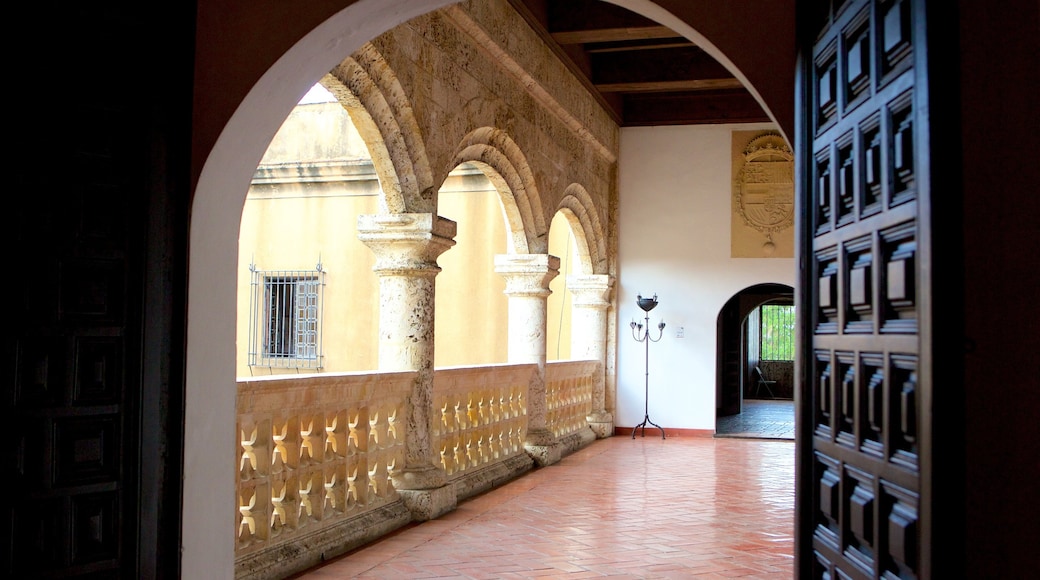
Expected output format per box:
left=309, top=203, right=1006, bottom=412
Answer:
left=567, top=274, right=613, bottom=308
left=494, top=253, right=560, bottom=298
left=357, top=213, right=457, bottom=274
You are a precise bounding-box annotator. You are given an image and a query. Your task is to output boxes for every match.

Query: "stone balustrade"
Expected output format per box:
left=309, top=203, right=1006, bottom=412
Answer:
left=543, top=360, right=599, bottom=458
left=432, top=364, right=534, bottom=480
left=546, top=360, right=598, bottom=438
left=235, top=371, right=414, bottom=577
left=235, top=361, right=600, bottom=579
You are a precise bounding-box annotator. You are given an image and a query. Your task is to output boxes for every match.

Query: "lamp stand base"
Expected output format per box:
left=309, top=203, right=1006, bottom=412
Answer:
left=631, top=414, right=665, bottom=439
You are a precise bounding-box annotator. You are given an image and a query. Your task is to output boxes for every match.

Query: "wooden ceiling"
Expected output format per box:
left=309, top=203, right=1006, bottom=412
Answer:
left=509, top=0, right=770, bottom=127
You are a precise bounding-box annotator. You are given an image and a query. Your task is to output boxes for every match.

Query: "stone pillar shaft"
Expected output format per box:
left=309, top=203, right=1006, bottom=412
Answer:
left=358, top=213, right=455, bottom=491
left=494, top=254, right=560, bottom=458
left=568, top=274, right=614, bottom=437
left=569, top=274, right=611, bottom=362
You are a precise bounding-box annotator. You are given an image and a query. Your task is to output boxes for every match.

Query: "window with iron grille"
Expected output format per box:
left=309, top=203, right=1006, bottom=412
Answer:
left=759, top=304, right=795, bottom=361
left=248, top=266, right=325, bottom=369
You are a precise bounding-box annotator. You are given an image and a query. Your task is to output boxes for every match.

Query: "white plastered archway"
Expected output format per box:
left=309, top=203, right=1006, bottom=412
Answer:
left=185, top=1, right=781, bottom=577
left=186, top=2, right=457, bottom=577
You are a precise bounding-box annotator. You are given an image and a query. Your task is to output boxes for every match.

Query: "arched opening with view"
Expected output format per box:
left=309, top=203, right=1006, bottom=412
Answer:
left=236, top=83, right=386, bottom=378
left=186, top=1, right=795, bottom=574
left=715, top=283, right=794, bottom=422
left=434, top=160, right=514, bottom=368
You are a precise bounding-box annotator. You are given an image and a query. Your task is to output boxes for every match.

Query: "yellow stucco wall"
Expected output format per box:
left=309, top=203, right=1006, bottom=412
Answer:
left=547, top=213, right=577, bottom=361
left=236, top=174, right=382, bottom=376
left=435, top=170, right=510, bottom=368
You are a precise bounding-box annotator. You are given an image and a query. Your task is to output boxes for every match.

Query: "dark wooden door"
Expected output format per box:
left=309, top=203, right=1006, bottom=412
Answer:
left=796, top=0, right=943, bottom=577
left=6, top=98, right=141, bottom=580
left=717, top=299, right=743, bottom=417
left=3, top=5, right=189, bottom=578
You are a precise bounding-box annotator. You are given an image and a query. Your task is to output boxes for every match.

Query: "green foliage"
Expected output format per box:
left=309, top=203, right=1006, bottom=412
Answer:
left=760, top=304, right=795, bottom=360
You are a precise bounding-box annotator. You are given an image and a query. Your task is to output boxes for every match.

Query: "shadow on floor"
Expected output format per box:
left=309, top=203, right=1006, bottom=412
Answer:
left=715, top=399, right=794, bottom=440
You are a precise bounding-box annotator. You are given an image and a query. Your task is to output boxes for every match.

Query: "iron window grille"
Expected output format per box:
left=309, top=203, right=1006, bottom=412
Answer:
left=759, top=303, right=795, bottom=361
left=248, top=263, right=325, bottom=369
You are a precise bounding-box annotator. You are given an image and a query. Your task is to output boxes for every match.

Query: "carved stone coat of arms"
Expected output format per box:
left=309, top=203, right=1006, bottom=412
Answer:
left=733, top=132, right=794, bottom=256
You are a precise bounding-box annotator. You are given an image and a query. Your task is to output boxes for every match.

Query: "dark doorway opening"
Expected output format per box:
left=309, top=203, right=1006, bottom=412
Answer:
left=715, top=283, right=794, bottom=439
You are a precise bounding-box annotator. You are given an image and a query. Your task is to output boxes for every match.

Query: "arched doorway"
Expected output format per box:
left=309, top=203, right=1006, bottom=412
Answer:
left=186, top=2, right=793, bottom=575
left=715, top=283, right=794, bottom=419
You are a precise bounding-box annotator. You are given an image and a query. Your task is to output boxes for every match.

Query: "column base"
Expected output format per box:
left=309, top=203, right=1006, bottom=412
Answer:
left=587, top=411, right=614, bottom=439
left=398, top=485, right=457, bottom=521
left=524, top=428, right=561, bottom=466
left=392, top=464, right=447, bottom=490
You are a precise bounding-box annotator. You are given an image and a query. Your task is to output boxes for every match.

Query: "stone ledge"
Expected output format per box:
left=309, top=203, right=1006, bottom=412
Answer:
left=235, top=500, right=411, bottom=580
left=557, top=427, right=597, bottom=457
left=452, top=453, right=536, bottom=502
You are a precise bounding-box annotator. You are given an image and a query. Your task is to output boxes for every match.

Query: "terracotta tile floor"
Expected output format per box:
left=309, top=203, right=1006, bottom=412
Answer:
left=292, top=435, right=794, bottom=579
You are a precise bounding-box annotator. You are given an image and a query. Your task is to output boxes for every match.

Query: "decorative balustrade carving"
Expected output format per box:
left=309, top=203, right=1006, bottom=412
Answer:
left=432, top=364, right=534, bottom=479
left=546, top=361, right=598, bottom=438
left=235, top=361, right=601, bottom=574
left=236, top=371, right=412, bottom=558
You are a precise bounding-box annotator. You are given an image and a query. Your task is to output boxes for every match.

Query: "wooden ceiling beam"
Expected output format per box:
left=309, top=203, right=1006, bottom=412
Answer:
left=587, top=41, right=694, bottom=54
left=597, top=78, right=745, bottom=93
left=546, top=0, right=661, bottom=31
left=550, top=26, right=681, bottom=45
left=590, top=45, right=732, bottom=85
left=623, top=90, right=770, bottom=126
left=510, top=0, right=767, bottom=128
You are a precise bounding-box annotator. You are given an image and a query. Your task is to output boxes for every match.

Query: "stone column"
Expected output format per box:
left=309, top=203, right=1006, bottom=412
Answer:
left=494, top=253, right=560, bottom=466
left=568, top=274, right=614, bottom=438
left=357, top=213, right=456, bottom=520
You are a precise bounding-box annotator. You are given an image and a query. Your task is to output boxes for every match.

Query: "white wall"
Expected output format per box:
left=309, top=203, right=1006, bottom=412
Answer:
left=617, top=123, right=795, bottom=431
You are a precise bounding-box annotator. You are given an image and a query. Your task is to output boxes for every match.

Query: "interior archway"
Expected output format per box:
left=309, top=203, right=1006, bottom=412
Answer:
left=187, top=3, right=456, bottom=575
left=187, top=2, right=793, bottom=575
left=715, top=283, right=794, bottom=418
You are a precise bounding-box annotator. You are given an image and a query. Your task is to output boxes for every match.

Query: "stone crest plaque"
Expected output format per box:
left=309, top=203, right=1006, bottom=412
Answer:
left=732, top=131, right=794, bottom=257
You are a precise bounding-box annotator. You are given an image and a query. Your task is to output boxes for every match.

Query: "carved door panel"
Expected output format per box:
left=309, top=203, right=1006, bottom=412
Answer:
left=797, top=0, right=935, bottom=578
left=4, top=131, right=142, bottom=577
left=0, top=11, right=175, bottom=575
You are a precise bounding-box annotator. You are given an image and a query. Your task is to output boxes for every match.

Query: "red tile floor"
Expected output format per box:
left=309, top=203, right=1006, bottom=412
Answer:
left=292, top=435, right=794, bottom=579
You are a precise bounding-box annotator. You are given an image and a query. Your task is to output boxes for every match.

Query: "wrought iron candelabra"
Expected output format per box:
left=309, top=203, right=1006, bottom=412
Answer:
left=630, top=294, right=666, bottom=439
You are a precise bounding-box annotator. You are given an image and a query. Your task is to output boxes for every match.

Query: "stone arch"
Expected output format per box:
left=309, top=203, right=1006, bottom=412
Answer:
left=323, top=43, right=435, bottom=214
left=187, top=2, right=457, bottom=575
left=556, top=183, right=608, bottom=275
left=187, top=1, right=795, bottom=575
left=447, top=127, right=547, bottom=255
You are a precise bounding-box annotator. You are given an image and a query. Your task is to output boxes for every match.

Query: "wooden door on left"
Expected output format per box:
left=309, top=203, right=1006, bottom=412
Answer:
left=3, top=5, right=189, bottom=578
